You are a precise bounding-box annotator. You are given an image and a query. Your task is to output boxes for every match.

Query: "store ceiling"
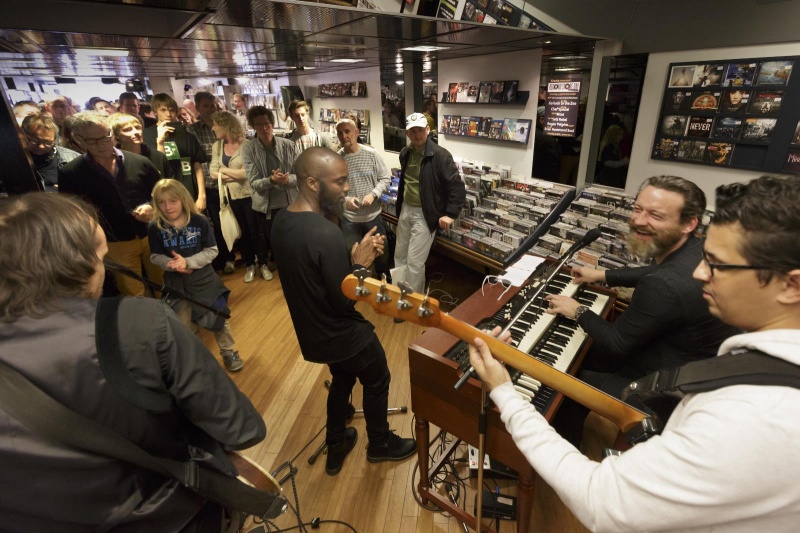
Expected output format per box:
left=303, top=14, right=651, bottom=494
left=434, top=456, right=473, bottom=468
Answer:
left=0, top=0, right=598, bottom=82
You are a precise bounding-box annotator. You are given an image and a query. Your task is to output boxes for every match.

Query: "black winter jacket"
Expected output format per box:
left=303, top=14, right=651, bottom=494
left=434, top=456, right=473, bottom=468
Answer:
left=398, top=138, right=465, bottom=231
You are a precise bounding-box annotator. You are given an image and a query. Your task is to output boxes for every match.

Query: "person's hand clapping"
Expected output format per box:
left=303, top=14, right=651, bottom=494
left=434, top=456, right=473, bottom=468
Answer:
left=167, top=251, right=192, bottom=274
left=350, top=226, right=384, bottom=267
left=360, top=193, right=375, bottom=208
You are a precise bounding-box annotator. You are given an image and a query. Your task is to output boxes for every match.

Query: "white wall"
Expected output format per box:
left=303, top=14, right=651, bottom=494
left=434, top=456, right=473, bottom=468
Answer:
left=294, top=66, right=395, bottom=169
left=437, top=48, right=542, bottom=177
left=627, top=41, right=800, bottom=208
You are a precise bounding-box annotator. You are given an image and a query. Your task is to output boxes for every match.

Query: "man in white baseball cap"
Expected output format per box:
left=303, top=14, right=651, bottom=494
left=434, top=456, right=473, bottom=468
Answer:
left=391, top=112, right=465, bottom=304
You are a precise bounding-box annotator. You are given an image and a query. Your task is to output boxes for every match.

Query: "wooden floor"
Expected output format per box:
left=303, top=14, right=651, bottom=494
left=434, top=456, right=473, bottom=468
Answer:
left=199, top=251, right=619, bottom=533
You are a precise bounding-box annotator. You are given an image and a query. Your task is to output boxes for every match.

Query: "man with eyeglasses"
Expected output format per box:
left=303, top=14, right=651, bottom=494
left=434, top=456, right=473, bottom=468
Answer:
left=20, top=112, right=80, bottom=191
left=241, top=106, right=299, bottom=281
left=58, top=112, right=163, bottom=297
left=546, top=176, right=738, bottom=446
left=468, top=175, right=800, bottom=531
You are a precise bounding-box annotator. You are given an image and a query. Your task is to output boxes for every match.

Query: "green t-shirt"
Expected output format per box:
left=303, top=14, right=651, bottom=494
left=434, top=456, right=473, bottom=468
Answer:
left=403, top=146, right=424, bottom=207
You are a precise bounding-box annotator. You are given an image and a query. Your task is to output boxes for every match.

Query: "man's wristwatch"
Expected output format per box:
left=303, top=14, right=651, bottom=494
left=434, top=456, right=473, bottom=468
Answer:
left=573, top=305, right=589, bottom=321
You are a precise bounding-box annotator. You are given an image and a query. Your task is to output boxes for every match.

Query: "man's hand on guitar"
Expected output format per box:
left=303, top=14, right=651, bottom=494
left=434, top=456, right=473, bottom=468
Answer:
left=468, top=326, right=512, bottom=392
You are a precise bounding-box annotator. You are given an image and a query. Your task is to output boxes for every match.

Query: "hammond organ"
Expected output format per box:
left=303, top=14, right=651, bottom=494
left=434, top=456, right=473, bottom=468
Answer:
left=408, top=261, right=615, bottom=533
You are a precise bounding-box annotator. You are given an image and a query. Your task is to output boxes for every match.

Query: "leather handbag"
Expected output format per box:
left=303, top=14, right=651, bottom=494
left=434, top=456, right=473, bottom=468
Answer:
left=218, top=171, right=241, bottom=251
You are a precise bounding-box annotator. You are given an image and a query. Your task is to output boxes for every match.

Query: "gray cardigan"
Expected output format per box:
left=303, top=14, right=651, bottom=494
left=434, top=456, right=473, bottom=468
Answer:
left=241, top=136, right=299, bottom=216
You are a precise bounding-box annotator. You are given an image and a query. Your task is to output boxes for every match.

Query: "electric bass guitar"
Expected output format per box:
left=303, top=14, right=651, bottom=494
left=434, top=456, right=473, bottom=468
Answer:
left=342, top=272, right=658, bottom=442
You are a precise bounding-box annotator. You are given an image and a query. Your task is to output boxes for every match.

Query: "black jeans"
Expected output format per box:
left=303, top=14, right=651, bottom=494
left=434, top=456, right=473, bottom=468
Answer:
left=326, top=335, right=391, bottom=445
left=255, top=207, right=283, bottom=265
left=205, top=187, right=235, bottom=268
left=229, top=196, right=258, bottom=267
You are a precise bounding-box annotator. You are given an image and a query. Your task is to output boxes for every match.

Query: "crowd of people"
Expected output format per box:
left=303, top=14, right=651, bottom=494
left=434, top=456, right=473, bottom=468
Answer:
left=4, top=88, right=800, bottom=532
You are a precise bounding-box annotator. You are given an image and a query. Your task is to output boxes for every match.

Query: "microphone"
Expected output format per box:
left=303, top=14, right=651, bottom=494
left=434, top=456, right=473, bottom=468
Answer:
left=564, top=227, right=603, bottom=257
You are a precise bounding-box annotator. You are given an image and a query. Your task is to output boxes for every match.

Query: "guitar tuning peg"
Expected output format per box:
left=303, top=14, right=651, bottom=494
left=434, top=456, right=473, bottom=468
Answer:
left=376, top=273, right=392, bottom=303
left=353, top=267, right=371, bottom=296
left=396, top=281, right=413, bottom=311
left=418, top=289, right=434, bottom=318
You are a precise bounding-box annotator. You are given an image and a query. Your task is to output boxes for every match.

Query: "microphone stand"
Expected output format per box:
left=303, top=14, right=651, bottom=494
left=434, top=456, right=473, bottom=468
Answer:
left=103, top=259, right=231, bottom=319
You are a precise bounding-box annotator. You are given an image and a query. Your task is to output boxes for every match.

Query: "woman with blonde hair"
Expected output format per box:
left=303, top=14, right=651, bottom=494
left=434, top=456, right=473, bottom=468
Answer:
left=210, top=110, right=261, bottom=282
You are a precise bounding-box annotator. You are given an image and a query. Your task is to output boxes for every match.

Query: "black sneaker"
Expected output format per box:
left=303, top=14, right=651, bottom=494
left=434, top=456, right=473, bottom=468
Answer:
left=366, top=431, right=416, bottom=463
left=325, top=427, right=358, bottom=476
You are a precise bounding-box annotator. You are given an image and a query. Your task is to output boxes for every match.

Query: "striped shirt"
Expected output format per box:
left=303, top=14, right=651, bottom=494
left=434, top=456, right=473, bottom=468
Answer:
left=339, top=145, right=391, bottom=223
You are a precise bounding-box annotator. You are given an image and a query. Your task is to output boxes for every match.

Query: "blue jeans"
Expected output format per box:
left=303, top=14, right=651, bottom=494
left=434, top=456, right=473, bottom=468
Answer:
left=340, top=214, right=390, bottom=278
left=326, top=335, right=391, bottom=445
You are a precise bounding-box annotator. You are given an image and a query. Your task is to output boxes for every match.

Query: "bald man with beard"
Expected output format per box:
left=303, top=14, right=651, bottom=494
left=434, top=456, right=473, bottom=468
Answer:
left=270, top=147, right=416, bottom=477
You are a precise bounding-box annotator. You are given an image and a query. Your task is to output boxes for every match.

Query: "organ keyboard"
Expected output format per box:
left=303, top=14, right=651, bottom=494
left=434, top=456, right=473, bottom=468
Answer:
left=443, top=268, right=611, bottom=416
left=406, top=260, right=615, bottom=533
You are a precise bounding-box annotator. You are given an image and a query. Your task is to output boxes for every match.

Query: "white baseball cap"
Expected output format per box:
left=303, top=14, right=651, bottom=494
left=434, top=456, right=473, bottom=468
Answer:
left=406, top=112, right=428, bottom=130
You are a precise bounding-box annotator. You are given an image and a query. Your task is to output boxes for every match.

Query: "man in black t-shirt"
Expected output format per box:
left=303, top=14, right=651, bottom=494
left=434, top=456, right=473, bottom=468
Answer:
left=143, top=93, right=207, bottom=210
left=271, top=147, right=416, bottom=476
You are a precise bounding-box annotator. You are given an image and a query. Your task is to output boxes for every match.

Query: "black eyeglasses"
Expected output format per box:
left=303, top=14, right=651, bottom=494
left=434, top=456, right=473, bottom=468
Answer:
left=701, top=251, right=771, bottom=276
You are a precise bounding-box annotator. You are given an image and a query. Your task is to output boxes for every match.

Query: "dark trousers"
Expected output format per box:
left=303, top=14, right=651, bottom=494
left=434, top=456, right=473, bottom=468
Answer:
left=340, top=215, right=390, bottom=279
left=255, top=207, right=283, bottom=265
left=205, top=187, right=235, bottom=268
left=229, top=197, right=258, bottom=267
left=326, top=335, right=391, bottom=445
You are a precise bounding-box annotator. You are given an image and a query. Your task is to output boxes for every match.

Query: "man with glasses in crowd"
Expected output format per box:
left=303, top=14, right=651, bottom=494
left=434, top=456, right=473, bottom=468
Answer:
left=546, top=175, right=739, bottom=445
left=469, top=174, right=800, bottom=531
left=241, top=106, right=299, bottom=281
left=20, top=112, right=80, bottom=191
left=58, top=112, right=163, bottom=296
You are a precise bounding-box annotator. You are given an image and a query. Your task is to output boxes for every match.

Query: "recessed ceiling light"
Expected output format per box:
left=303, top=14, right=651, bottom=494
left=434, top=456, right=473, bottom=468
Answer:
left=330, top=58, right=365, bottom=63
left=195, top=54, right=208, bottom=70
left=75, top=47, right=129, bottom=58
left=555, top=67, right=581, bottom=72
left=423, top=78, right=432, bottom=83
left=396, top=80, right=405, bottom=85
left=549, top=55, right=584, bottom=60
left=401, top=46, right=449, bottom=52
left=233, top=51, right=247, bottom=66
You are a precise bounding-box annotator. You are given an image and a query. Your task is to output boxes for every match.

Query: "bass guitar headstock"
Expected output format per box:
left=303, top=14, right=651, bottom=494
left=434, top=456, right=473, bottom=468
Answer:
left=341, top=268, right=442, bottom=327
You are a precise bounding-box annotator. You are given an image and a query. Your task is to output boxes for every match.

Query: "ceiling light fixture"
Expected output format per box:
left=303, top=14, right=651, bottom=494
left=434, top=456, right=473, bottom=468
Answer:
left=195, top=54, right=208, bottom=70
left=330, top=58, right=365, bottom=63
left=74, top=47, right=129, bottom=58
left=233, top=51, right=247, bottom=66
left=555, top=67, right=581, bottom=72
left=401, top=45, right=449, bottom=52
left=549, top=55, right=584, bottom=60
left=423, top=78, right=432, bottom=83
left=396, top=80, right=405, bottom=85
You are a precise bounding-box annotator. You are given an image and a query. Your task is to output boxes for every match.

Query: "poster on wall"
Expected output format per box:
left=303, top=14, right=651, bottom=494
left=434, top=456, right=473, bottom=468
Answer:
left=543, top=77, right=581, bottom=137
left=756, top=60, right=793, bottom=86
left=784, top=147, right=800, bottom=173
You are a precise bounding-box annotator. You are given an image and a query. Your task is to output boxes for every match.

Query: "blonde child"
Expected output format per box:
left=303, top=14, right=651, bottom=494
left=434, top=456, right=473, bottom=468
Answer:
left=148, top=178, right=244, bottom=372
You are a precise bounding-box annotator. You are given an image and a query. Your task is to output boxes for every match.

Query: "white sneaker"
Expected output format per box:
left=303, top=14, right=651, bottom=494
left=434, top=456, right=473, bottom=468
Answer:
left=244, top=266, right=255, bottom=283
left=223, top=261, right=235, bottom=274
left=261, top=265, right=274, bottom=281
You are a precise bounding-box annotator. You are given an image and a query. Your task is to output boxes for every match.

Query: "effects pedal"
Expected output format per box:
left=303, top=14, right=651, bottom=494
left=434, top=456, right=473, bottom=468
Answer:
left=468, top=445, right=518, bottom=480
left=473, top=490, right=518, bottom=521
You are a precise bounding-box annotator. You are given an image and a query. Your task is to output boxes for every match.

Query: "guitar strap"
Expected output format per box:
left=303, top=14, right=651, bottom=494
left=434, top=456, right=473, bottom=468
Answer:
left=0, top=298, right=286, bottom=522
left=621, top=348, right=800, bottom=432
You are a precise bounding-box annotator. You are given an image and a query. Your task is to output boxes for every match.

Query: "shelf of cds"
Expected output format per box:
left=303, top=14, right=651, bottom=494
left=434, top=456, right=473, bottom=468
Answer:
left=651, top=56, right=800, bottom=173
left=318, top=81, right=367, bottom=98
left=442, top=80, right=528, bottom=105
left=439, top=115, right=532, bottom=144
